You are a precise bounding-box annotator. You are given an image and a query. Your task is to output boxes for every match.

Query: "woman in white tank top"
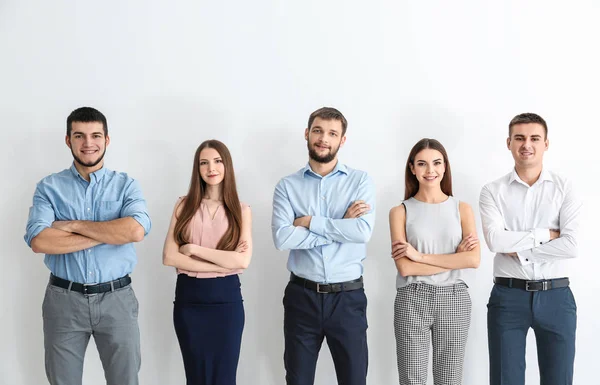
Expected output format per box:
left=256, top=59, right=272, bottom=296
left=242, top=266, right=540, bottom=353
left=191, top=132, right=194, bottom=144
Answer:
left=388, top=138, right=481, bottom=385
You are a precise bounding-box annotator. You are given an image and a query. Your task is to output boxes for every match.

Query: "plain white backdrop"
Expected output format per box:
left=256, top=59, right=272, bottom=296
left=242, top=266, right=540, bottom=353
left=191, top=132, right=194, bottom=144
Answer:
left=1, top=1, right=599, bottom=384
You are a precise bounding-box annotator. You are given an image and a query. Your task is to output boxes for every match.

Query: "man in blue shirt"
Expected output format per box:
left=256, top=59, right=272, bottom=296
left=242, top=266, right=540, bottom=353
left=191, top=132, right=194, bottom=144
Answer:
left=272, top=107, right=376, bottom=385
left=24, top=107, right=151, bottom=385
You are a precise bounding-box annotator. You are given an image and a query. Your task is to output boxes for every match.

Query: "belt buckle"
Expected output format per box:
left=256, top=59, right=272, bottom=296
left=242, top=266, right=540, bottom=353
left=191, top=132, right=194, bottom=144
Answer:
left=525, top=281, right=548, bottom=292
left=83, top=283, right=97, bottom=296
left=316, top=283, right=328, bottom=294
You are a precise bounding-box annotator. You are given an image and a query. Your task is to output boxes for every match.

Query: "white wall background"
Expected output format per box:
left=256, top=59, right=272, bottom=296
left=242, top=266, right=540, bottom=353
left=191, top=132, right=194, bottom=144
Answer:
left=1, top=1, right=599, bottom=384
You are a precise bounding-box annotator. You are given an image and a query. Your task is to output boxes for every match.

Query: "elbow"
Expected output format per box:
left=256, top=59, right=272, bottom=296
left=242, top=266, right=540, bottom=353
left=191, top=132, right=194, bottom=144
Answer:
left=396, top=260, right=412, bottom=277
left=30, top=237, right=45, bottom=254
left=469, top=254, right=481, bottom=269
left=162, top=253, right=175, bottom=267
left=131, top=225, right=145, bottom=243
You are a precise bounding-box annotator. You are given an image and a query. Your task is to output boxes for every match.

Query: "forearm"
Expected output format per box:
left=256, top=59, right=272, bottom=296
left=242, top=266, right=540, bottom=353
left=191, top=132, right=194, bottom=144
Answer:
left=420, top=250, right=480, bottom=269
left=272, top=225, right=332, bottom=250
left=187, top=244, right=251, bottom=269
left=395, top=258, right=450, bottom=277
left=163, top=250, right=234, bottom=273
left=309, top=216, right=373, bottom=243
left=518, top=234, right=577, bottom=263
left=30, top=228, right=101, bottom=254
left=68, top=217, right=145, bottom=245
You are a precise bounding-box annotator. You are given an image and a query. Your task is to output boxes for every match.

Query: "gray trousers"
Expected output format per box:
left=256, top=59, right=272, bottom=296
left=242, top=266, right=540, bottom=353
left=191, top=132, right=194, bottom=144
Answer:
left=42, top=279, right=141, bottom=385
left=394, top=282, right=471, bottom=385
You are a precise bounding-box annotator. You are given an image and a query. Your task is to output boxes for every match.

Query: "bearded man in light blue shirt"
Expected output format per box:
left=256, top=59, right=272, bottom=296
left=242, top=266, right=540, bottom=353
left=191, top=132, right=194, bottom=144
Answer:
left=24, top=107, right=151, bottom=385
left=272, top=107, right=375, bottom=385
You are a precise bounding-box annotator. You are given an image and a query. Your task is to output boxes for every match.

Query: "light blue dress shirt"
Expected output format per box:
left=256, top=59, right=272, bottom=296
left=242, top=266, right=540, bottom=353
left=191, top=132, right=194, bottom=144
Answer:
left=272, top=162, right=376, bottom=283
left=24, top=164, right=151, bottom=283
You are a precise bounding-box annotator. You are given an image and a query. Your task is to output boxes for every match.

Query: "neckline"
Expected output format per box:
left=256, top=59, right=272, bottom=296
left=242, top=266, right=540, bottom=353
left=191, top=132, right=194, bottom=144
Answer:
left=410, top=196, right=451, bottom=205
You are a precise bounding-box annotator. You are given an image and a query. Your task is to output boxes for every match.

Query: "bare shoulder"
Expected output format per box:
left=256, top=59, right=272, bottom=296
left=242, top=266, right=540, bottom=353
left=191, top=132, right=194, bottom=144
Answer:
left=389, top=203, right=406, bottom=218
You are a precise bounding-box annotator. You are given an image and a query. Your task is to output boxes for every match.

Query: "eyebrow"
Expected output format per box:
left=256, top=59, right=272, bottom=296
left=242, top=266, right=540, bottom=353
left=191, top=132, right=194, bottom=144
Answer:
left=199, top=157, right=222, bottom=161
left=416, top=158, right=443, bottom=162
left=72, top=131, right=104, bottom=136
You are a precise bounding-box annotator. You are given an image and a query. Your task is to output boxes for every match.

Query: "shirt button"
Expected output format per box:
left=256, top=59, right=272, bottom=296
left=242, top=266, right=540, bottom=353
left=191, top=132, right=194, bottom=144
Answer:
left=87, top=208, right=91, bottom=211
left=88, top=272, right=93, bottom=275
left=525, top=259, right=529, bottom=261
left=322, top=196, right=325, bottom=200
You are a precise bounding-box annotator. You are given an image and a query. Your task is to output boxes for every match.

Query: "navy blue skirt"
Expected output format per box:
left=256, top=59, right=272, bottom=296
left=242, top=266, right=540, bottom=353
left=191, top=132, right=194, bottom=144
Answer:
left=173, top=274, right=245, bottom=385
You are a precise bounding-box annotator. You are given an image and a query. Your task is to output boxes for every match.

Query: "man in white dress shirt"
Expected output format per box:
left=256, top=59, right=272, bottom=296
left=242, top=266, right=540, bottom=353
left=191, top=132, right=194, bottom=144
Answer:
left=480, top=113, right=581, bottom=385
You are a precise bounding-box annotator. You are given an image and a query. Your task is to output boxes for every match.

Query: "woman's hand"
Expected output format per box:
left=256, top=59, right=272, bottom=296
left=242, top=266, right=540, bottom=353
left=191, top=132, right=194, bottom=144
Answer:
left=456, top=233, right=479, bottom=252
left=391, top=240, right=423, bottom=262
left=235, top=240, right=248, bottom=253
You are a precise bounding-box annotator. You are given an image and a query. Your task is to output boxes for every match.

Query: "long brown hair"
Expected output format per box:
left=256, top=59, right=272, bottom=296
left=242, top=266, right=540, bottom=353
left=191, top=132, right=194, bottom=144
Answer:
left=404, top=138, right=453, bottom=200
left=174, top=140, right=242, bottom=251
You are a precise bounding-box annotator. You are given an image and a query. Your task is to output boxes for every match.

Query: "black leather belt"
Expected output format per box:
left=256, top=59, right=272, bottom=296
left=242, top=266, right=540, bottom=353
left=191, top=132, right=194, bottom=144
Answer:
left=494, top=277, right=569, bottom=292
left=290, top=273, right=363, bottom=293
left=50, top=274, right=132, bottom=295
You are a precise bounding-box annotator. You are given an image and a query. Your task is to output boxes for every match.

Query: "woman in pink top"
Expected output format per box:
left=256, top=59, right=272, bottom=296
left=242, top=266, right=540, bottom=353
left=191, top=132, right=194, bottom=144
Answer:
left=162, top=139, right=252, bottom=385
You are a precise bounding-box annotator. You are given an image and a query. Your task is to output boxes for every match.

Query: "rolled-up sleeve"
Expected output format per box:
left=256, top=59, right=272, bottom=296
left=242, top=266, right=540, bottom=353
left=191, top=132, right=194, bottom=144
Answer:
left=121, top=179, right=151, bottom=236
left=24, top=184, right=55, bottom=247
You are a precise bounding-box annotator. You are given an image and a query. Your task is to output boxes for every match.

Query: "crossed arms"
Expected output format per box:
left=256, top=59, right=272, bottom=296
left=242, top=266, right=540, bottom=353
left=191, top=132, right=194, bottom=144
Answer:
left=479, top=184, right=580, bottom=264
left=389, top=202, right=481, bottom=277
left=162, top=199, right=253, bottom=273
left=27, top=183, right=150, bottom=255
left=271, top=174, right=375, bottom=251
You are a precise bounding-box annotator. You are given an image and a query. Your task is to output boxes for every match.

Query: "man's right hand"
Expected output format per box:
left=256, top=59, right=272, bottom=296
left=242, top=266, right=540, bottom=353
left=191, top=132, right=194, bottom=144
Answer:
left=344, top=200, right=371, bottom=219
left=550, top=229, right=560, bottom=240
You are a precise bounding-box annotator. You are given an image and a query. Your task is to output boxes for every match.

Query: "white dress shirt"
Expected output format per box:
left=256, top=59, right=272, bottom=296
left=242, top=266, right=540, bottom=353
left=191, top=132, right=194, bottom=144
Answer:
left=479, top=168, right=581, bottom=280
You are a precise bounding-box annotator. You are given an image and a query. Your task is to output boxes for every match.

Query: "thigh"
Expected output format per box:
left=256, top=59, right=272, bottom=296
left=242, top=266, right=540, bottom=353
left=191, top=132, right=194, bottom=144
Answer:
left=324, top=288, right=368, bottom=385
left=394, top=285, right=434, bottom=385
left=283, top=282, right=324, bottom=385
left=93, top=286, right=140, bottom=385
left=487, top=284, right=532, bottom=385
left=533, top=287, right=577, bottom=385
left=42, top=284, right=92, bottom=385
left=431, top=285, right=471, bottom=385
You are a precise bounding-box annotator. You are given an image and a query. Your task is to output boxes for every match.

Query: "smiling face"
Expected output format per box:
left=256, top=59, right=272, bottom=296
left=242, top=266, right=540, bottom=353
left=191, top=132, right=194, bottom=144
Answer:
left=66, top=121, right=109, bottom=169
left=507, top=123, right=548, bottom=170
left=305, top=117, right=346, bottom=164
left=199, top=147, right=225, bottom=186
left=410, top=148, right=446, bottom=188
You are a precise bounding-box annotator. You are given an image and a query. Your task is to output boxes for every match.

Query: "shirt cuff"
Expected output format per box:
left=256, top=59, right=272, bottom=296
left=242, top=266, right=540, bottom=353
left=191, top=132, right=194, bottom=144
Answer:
left=533, top=228, right=550, bottom=248
left=309, top=215, right=326, bottom=237
left=517, top=249, right=534, bottom=265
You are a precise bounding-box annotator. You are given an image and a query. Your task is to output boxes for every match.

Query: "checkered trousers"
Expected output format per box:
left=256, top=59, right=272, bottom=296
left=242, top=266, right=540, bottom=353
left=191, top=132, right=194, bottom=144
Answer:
left=394, top=282, right=471, bottom=385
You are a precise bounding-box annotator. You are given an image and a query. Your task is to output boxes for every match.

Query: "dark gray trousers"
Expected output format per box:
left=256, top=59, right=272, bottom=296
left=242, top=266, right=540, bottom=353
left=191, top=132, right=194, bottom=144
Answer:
left=42, top=280, right=140, bottom=385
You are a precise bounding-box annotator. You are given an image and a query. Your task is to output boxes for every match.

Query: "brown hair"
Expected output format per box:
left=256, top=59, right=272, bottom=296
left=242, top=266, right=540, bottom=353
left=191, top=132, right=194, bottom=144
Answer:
left=509, top=113, right=548, bottom=138
left=174, top=140, right=242, bottom=251
left=307, top=107, right=348, bottom=136
left=404, top=138, right=453, bottom=200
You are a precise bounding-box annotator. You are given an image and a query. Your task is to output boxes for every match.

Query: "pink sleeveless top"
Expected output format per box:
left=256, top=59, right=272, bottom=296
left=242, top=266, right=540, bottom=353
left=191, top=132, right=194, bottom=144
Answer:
left=177, top=199, right=248, bottom=278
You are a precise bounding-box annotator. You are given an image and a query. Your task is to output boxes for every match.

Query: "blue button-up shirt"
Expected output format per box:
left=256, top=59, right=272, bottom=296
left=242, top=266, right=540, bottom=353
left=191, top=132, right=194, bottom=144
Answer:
left=271, top=162, right=376, bottom=283
left=24, top=164, right=151, bottom=283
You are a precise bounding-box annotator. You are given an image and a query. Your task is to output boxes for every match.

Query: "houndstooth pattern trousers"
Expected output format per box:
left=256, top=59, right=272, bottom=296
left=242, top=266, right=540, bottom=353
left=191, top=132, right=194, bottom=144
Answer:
left=394, top=282, right=471, bottom=385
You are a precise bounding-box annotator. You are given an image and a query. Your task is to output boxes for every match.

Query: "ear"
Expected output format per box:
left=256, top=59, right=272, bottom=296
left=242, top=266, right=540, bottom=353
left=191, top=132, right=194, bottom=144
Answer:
left=545, top=138, right=549, bottom=151
left=339, top=135, right=347, bottom=148
left=105, top=134, right=110, bottom=147
left=65, top=135, right=71, bottom=149
left=304, top=128, right=309, bottom=141
left=409, top=163, right=415, bottom=175
left=506, top=137, right=511, bottom=150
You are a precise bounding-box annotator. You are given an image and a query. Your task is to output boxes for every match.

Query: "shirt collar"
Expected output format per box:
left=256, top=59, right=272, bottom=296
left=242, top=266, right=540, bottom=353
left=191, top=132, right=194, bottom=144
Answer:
left=509, top=167, right=552, bottom=187
left=69, top=163, right=107, bottom=184
left=302, top=161, right=348, bottom=178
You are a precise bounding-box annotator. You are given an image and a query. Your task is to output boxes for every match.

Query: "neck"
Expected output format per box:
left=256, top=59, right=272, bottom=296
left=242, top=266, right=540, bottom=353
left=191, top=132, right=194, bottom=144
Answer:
left=73, top=161, right=103, bottom=182
left=203, top=184, right=223, bottom=201
left=514, top=164, right=543, bottom=186
left=308, top=158, right=337, bottom=177
left=413, top=186, right=448, bottom=203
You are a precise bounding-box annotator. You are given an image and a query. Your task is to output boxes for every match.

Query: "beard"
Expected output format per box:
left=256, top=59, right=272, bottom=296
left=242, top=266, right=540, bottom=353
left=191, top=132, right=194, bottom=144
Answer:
left=307, top=141, right=340, bottom=164
left=71, top=147, right=106, bottom=168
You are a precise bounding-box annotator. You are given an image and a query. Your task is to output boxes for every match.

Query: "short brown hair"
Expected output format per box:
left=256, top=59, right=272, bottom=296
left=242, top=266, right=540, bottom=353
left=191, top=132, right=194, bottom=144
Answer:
left=509, top=113, right=548, bottom=138
left=307, top=107, right=348, bottom=136
left=404, top=138, right=453, bottom=200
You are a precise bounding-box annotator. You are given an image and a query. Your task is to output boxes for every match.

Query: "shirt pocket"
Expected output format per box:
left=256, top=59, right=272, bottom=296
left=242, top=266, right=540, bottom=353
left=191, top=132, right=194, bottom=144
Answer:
left=97, top=201, right=122, bottom=221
